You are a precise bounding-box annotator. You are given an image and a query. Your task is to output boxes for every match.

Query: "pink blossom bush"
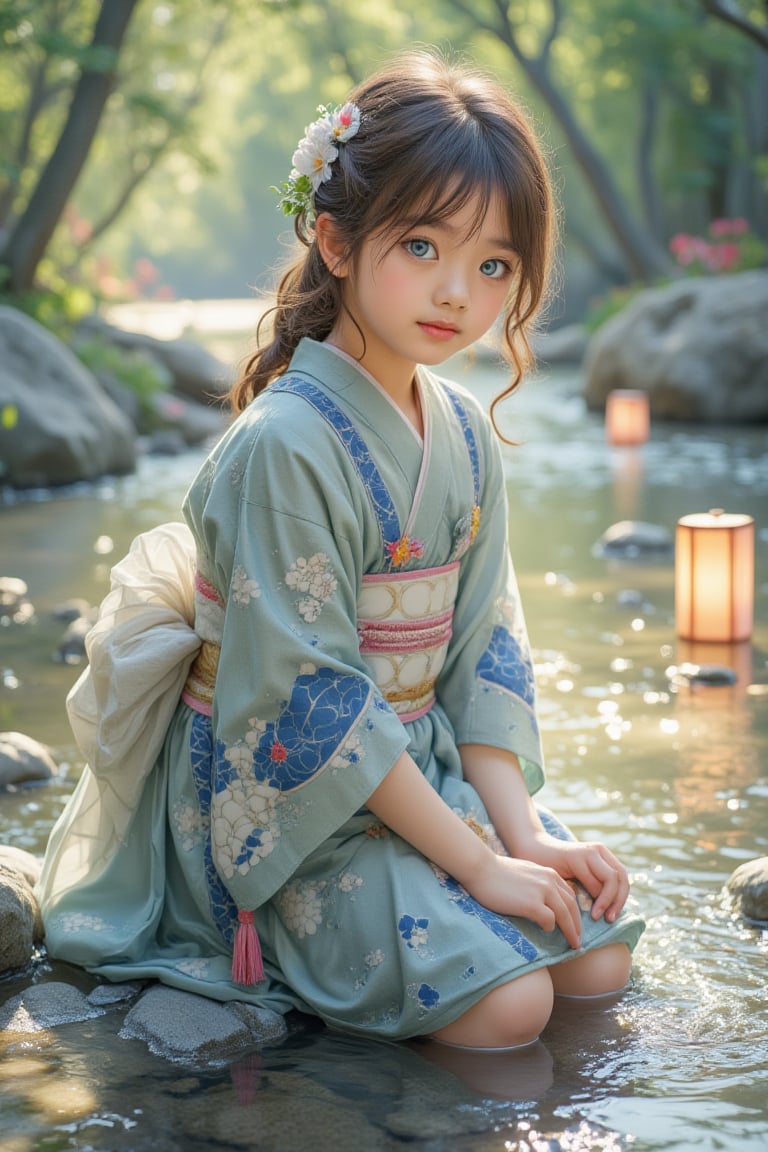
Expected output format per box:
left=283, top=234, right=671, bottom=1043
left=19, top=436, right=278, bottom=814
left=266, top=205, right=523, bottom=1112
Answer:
left=669, top=219, right=765, bottom=275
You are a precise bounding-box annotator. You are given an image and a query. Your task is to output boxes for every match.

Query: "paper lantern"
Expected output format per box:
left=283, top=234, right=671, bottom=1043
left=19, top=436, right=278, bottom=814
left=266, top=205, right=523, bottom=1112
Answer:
left=605, top=389, right=650, bottom=446
left=675, top=510, right=754, bottom=642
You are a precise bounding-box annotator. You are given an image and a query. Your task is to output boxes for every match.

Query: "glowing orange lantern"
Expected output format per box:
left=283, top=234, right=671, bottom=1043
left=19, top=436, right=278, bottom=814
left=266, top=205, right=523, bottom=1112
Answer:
left=605, top=389, right=650, bottom=446
left=675, top=510, right=754, bottom=642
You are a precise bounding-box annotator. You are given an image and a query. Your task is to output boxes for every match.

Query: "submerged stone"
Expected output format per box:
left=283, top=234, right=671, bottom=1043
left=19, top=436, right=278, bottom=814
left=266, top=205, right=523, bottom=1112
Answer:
left=666, top=662, right=739, bottom=687
left=594, top=520, right=674, bottom=560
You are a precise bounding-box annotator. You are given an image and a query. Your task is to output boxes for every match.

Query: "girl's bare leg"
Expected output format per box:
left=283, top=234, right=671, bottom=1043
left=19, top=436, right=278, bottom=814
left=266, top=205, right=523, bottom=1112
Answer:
left=430, top=968, right=554, bottom=1050
left=550, top=943, right=632, bottom=998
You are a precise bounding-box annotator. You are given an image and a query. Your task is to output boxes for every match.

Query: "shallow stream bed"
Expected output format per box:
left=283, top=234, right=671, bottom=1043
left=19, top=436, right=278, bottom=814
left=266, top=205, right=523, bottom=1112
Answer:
left=1, top=350, right=766, bottom=1151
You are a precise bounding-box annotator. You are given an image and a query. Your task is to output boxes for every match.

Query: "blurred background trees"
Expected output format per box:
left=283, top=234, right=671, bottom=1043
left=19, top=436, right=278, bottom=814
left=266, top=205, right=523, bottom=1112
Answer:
left=0, top=0, right=766, bottom=321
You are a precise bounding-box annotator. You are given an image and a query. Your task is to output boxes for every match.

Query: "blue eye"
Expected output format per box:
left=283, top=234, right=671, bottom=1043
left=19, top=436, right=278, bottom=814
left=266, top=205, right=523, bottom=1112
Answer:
left=406, top=238, right=436, bottom=259
left=480, top=258, right=508, bottom=279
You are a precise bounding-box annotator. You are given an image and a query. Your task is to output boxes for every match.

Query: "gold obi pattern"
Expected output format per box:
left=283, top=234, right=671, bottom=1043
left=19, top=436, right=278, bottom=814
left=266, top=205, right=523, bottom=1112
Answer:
left=182, top=571, right=224, bottom=716
left=182, top=639, right=220, bottom=716
left=356, top=562, right=460, bottom=722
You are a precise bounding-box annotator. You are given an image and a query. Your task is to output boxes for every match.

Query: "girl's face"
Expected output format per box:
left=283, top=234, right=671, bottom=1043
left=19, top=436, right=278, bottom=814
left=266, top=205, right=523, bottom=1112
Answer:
left=326, top=192, right=518, bottom=390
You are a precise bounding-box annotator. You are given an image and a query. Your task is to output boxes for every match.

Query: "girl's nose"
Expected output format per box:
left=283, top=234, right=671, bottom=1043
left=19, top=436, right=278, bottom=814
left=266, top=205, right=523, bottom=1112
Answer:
left=435, top=266, right=470, bottom=309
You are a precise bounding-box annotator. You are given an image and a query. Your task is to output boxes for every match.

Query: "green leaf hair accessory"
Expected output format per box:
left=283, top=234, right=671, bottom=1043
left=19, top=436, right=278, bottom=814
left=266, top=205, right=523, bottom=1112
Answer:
left=275, top=102, right=361, bottom=219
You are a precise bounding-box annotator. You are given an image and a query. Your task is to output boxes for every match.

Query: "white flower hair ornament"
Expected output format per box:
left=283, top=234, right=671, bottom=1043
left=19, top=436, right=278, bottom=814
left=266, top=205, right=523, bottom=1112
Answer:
left=275, top=102, right=361, bottom=219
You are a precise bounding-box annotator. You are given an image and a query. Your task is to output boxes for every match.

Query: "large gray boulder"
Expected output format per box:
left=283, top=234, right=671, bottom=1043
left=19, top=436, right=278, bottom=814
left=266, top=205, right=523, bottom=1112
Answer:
left=0, top=306, right=136, bottom=488
left=584, top=270, right=768, bottom=422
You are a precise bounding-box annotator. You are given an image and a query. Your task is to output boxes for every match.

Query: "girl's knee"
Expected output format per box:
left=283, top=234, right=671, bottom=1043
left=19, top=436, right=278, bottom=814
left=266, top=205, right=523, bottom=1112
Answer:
left=551, top=942, right=632, bottom=999
left=431, top=968, right=554, bottom=1050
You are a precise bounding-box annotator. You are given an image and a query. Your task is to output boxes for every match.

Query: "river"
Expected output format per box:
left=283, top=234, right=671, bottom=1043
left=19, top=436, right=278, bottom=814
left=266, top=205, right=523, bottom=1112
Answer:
left=1, top=311, right=766, bottom=1151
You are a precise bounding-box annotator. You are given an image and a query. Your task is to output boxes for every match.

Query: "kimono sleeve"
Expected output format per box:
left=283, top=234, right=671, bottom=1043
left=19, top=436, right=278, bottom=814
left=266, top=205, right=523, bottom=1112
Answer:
left=435, top=408, right=544, bottom=796
left=185, top=401, right=410, bottom=912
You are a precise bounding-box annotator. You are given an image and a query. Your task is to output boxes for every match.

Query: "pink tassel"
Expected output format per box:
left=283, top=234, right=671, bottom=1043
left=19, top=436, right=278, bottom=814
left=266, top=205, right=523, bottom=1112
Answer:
left=232, top=909, right=264, bottom=985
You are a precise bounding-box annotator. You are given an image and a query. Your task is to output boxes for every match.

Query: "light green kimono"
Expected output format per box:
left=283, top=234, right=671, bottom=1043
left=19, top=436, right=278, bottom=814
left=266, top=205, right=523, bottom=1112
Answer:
left=40, top=339, right=644, bottom=1038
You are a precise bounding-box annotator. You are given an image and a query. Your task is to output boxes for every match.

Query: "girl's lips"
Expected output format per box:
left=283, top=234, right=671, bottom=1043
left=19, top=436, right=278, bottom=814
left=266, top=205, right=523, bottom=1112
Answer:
left=418, top=321, right=459, bottom=340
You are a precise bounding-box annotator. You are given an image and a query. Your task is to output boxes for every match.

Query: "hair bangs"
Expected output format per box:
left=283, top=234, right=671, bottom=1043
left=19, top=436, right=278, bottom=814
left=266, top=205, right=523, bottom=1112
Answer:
left=374, top=128, right=516, bottom=248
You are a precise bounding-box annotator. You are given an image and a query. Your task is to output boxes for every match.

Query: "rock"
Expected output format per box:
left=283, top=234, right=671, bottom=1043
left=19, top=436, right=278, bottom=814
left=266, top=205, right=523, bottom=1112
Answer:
left=52, top=597, right=93, bottom=623
left=0, top=731, right=58, bottom=786
left=726, top=857, right=768, bottom=923
left=0, top=576, right=34, bottom=623
left=150, top=391, right=227, bottom=447
left=594, top=520, right=674, bottom=560
left=230, top=1001, right=289, bottom=1046
left=616, top=588, right=646, bottom=609
left=0, top=306, right=137, bottom=488
left=0, top=865, right=43, bottom=974
left=666, top=662, right=739, bottom=688
left=531, top=323, right=589, bottom=365
left=87, top=981, right=146, bottom=1007
left=78, top=313, right=233, bottom=405
left=0, top=575, right=28, bottom=609
left=0, top=844, right=42, bottom=888
left=143, top=428, right=188, bottom=457
left=584, top=270, right=768, bottom=422
left=94, top=367, right=143, bottom=426
left=53, top=614, right=92, bottom=665
left=120, top=985, right=285, bottom=1064
left=0, top=982, right=105, bottom=1031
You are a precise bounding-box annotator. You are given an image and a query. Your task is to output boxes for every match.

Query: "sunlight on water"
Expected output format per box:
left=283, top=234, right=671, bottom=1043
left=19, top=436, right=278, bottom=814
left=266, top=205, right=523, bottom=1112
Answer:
left=1, top=331, right=766, bottom=1150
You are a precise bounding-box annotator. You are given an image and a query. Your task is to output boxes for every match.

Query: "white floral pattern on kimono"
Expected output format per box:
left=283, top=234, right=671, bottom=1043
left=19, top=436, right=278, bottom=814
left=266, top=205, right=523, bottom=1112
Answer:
left=285, top=552, right=338, bottom=622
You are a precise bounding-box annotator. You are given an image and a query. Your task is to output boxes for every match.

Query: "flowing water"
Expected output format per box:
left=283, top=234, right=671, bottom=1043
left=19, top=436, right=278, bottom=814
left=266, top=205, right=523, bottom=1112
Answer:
left=0, top=321, right=766, bottom=1151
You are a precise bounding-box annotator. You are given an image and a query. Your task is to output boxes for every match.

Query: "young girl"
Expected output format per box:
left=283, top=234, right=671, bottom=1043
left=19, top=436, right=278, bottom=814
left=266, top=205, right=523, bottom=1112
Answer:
left=39, top=50, right=644, bottom=1050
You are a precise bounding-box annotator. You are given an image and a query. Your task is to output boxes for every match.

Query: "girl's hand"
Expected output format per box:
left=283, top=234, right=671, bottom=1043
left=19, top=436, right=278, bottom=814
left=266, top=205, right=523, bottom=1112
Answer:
left=523, top=835, right=630, bottom=925
left=465, top=853, right=583, bottom=950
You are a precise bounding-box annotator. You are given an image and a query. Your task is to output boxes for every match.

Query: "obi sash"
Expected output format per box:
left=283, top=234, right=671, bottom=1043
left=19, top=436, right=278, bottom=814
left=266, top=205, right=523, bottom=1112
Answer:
left=183, top=562, right=460, bottom=725
left=357, top=562, right=459, bottom=722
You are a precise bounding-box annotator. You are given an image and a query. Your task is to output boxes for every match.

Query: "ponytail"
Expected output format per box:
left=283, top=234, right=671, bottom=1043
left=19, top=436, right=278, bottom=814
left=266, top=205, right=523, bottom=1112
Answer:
left=229, top=232, right=343, bottom=414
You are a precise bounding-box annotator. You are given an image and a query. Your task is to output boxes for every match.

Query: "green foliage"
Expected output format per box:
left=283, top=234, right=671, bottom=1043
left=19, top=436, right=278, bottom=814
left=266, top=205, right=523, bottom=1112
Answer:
left=583, top=283, right=649, bottom=333
left=74, top=337, right=169, bottom=431
left=0, top=281, right=94, bottom=339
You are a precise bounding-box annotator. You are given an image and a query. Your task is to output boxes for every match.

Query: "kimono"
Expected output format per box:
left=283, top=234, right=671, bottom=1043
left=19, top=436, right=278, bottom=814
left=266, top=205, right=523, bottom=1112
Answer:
left=38, top=338, right=644, bottom=1039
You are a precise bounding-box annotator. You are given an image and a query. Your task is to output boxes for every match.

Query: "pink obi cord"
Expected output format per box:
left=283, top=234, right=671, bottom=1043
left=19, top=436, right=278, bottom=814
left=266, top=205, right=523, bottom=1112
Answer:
left=357, top=608, right=453, bottom=653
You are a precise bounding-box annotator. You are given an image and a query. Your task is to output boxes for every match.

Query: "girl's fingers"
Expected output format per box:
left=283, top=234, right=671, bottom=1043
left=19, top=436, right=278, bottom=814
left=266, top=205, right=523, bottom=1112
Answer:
left=550, top=878, right=582, bottom=949
left=525, top=871, right=581, bottom=949
left=587, top=848, right=629, bottom=921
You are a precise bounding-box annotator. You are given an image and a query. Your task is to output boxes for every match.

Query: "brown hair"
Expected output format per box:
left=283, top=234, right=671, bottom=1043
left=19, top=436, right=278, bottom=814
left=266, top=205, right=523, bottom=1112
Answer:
left=230, top=49, right=555, bottom=436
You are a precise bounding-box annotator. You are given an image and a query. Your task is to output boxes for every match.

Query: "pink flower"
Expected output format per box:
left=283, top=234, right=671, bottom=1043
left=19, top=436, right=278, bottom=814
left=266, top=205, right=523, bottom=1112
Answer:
left=709, top=218, right=732, bottom=238
left=709, top=217, right=750, bottom=238
left=712, top=243, right=741, bottom=271
left=669, top=233, right=692, bottom=256
left=134, top=257, right=160, bottom=285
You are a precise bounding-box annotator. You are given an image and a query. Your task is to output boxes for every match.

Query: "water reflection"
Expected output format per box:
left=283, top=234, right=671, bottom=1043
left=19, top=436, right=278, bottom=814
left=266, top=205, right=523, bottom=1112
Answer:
left=610, top=448, right=646, bottom=521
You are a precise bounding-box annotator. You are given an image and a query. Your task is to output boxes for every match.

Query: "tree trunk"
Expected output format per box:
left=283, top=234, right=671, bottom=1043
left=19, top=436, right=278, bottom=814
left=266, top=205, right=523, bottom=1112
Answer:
left=445, top=0, right=672, bottom=282
left=637, top=81, right=664, bottom=239
left=0, top=0, right=140, bottom=293
left=520, top=53, right=671, bottom=281
left=702, top=0, right=768, bottom=53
